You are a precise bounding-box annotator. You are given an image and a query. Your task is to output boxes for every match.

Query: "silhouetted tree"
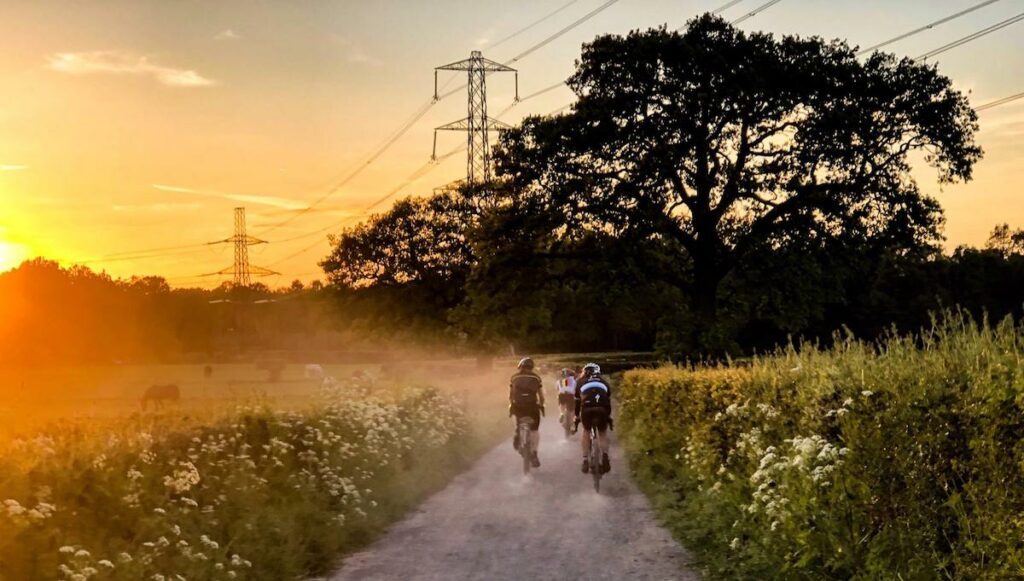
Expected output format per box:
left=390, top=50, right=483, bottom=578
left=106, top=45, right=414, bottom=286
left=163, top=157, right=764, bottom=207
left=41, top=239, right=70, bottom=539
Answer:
left=495, top=15, right=981, bottom=353
left=985, top=223, right=1024, bottom=256
left=320, top=188, right=478, bottom=339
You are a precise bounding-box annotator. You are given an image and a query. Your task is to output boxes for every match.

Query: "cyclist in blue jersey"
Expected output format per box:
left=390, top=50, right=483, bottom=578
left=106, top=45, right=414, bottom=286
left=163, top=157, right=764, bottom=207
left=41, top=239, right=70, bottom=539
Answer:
left=574, top=362, right=612, bottom=474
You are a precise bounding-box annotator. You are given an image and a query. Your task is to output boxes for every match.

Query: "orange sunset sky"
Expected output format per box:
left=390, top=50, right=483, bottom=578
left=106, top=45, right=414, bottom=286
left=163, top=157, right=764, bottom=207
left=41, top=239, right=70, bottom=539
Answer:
left=0, top=0, right=1022, bottom=287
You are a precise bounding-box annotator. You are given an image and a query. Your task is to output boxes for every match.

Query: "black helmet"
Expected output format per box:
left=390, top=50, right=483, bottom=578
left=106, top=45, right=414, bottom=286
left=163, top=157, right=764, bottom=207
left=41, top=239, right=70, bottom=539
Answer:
left=518, top=357, right=535, bottom=370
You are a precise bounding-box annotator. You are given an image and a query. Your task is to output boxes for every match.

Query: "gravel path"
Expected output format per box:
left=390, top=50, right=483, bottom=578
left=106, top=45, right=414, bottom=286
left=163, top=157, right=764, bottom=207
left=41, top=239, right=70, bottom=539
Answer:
left=330, top=413, right=698, bottom=581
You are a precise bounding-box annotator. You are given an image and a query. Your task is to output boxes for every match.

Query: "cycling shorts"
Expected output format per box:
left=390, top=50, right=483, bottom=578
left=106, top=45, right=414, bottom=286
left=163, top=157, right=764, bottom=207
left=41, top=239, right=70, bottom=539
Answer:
left=580, top=406, right=609, bottom=432
left=513, top=405, right=541, bottom=431
left=557, top=393, right=575, bottom=407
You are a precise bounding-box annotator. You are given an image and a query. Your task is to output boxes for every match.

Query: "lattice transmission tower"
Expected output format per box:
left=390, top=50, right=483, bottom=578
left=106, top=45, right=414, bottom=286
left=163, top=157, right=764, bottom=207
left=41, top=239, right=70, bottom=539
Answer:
left=433, top=51, right=518, bottom=184
left=207, top=207, right=278, bottom=286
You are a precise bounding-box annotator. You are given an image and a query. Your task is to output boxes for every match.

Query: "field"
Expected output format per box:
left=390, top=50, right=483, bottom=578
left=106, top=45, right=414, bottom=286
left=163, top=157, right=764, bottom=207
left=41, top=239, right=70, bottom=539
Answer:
left=0, top=359, right=510, bottom=580
left=619, top=314, right=1024, bottom=579
left=0, top=363, right=377, bottom=435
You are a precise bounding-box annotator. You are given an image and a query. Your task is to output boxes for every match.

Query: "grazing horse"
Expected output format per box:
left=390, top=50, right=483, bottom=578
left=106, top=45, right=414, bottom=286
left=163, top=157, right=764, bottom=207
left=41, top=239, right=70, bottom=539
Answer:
left=141, top=384, right=180, bottom=411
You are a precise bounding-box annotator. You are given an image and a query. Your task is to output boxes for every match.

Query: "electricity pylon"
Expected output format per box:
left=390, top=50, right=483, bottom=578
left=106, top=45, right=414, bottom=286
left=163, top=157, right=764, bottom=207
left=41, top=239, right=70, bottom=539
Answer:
left=206, top=207, right=278, bottom=286
left=433, top=51, right=518, bottom=184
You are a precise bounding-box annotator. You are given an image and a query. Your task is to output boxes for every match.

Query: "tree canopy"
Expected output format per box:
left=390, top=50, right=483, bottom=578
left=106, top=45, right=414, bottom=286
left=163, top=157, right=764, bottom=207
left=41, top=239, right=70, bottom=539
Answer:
left=495, top=15, right=981, bottom=351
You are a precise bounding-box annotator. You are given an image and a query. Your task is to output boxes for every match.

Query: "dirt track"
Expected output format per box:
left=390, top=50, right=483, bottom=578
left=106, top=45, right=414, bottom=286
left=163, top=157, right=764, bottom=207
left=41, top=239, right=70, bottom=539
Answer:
left=330, top=413, right=698, bottom=581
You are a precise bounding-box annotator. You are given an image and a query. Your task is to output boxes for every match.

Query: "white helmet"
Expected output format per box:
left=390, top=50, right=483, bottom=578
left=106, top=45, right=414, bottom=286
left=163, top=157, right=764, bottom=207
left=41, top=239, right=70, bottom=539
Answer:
left=583, top=362, right=601, bottom=376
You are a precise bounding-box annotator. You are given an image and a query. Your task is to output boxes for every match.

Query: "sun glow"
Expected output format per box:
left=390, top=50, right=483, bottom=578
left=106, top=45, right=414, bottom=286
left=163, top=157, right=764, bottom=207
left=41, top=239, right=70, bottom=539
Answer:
left=0, top=240, right=31, bottom=272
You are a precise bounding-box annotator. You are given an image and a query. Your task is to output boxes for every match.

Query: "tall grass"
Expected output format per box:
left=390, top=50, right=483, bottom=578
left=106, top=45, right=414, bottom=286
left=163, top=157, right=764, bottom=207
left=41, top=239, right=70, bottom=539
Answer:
left=0, top=380, right=491, bottom=580
left=620, top=313, right=1024, bottom=579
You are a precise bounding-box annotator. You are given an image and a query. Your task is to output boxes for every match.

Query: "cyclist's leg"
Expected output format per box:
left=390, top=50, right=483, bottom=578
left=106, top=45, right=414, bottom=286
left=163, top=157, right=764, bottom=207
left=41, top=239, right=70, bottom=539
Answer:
left=528, top=408, right=541, bottom=451
left=597, top=409, right=611, bottom=471
left=596, top=428, right=610, bottom=453
left=581, top=414, right=593, bottom=456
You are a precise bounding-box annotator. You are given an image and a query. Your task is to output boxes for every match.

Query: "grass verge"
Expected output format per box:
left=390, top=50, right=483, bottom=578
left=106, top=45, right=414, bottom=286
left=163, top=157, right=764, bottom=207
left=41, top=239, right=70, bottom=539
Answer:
left=0, top=375, right=507, bottom=581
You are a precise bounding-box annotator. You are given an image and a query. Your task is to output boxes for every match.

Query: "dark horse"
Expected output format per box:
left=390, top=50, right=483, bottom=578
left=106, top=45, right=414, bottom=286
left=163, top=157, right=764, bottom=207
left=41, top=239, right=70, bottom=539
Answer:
left=141, top=384, right=180, bottom=411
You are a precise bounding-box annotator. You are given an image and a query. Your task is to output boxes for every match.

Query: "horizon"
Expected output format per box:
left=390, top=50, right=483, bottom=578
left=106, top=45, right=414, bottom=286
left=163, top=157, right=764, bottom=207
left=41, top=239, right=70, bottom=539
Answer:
left=1, top=0, right=1022, bottom=287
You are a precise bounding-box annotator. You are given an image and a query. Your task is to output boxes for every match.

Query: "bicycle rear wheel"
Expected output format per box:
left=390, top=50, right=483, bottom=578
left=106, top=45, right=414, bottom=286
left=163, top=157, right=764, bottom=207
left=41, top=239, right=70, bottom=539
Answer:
left=590, top=429, right=602, bottom=492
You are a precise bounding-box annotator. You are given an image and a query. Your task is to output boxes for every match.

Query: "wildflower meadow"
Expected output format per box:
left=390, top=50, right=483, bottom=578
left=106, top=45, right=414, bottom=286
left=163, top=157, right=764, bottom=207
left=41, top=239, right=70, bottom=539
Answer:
left=620, top=313, right=1024, bottom=579
left=0, top=378, right=498, bottom=580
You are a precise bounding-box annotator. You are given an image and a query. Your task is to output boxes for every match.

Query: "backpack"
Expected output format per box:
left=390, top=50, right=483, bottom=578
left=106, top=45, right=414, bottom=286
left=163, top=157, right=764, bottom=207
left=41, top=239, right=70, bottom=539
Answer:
left=511, top=374, right=540, bottom=408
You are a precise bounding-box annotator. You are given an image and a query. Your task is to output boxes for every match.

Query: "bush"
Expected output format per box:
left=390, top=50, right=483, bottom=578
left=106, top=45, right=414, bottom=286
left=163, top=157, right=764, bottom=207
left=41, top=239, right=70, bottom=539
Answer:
left=619, top=313, right=1024, bottom=579
left=0, top=383, right=472, bottom=580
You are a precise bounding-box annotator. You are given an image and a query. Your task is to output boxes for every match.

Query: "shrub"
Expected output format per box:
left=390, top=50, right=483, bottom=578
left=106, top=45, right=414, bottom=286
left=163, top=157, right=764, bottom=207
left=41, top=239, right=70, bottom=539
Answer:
left=620, top=313, right=1024, bottom=579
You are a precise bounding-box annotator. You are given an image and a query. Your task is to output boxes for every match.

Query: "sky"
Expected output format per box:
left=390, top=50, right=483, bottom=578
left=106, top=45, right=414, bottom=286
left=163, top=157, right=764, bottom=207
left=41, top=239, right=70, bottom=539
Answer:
left=0, top=0, right=1022, bottom=287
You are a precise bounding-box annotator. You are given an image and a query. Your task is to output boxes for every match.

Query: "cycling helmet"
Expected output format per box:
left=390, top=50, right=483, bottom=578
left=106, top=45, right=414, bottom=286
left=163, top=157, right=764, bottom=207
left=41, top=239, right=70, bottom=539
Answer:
left=583, top=362, right=601, bottom=376
left=517, top=357, right=535, bottom=370
left=560, top=367, right=573, bottom=378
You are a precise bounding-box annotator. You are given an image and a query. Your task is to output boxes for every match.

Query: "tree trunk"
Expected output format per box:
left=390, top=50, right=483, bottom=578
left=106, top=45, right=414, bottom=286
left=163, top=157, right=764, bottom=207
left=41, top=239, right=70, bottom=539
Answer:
left=690, top=255, right=725, bottom=356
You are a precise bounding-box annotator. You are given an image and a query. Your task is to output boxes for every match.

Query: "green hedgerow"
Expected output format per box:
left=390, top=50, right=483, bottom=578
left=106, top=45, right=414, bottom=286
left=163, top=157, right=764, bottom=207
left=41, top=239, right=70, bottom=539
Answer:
left=620, top=312, right=1024, bottom=580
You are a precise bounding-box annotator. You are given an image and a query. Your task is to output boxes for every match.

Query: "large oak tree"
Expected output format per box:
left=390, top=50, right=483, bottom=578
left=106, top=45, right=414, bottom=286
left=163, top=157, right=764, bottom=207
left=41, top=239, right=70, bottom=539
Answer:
left=495, top=15, right=981, bottom=351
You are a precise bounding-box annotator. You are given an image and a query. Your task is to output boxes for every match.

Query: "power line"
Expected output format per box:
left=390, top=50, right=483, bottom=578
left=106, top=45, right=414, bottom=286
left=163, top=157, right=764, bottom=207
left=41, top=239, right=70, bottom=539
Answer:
left=507, top=0, right=624, bottom=63
left=976, top=90, right=1024, bottom=112
left=434, top=0, right=625, bottom=102
left=254, top=100, right=435, bottom=237
left=264, top=144, right=466, bottom=269
left=78, top=247, right=219, bottom=265
left=731, top=0, right=784, bottom=24
left=917, top=10, right=1024, bottom=61
left=710, top=0, right=748, bottom=14
left=857, top=0, right=1006, bottom=55
left=519, top=80, right=572, bottom=102
left=485, top=0, right=583, bottom=51
left=258, top=0, right=625, bottom=236
left=674, top=0, right=751, bottom=31
left=82, top=241, right=211, bottom=261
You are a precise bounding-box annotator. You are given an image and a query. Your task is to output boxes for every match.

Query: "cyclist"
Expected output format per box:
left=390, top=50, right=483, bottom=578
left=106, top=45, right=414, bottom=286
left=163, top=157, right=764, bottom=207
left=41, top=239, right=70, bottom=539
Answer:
left=556, top=368, right=577, bottom=428
left=574, top=362, right=612, bottom=474
left=509, top=356, right=544, bottom=467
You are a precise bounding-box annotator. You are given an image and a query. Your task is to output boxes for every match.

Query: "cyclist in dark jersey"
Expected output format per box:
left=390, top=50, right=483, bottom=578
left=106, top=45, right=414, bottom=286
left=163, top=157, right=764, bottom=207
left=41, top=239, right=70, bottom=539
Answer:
left=574, top=362, right=612, bottom=474
left=509, top=357, right=545, bottom=467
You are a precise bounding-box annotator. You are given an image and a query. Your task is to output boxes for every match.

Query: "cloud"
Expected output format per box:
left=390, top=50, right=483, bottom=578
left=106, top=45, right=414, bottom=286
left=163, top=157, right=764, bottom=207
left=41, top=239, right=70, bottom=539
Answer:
left=215, top=29, right=241, bottom=41
left=152, top=184, right=308, bottom=210
left=0, top=165, right=27, bottom=172
left=48, top=51, right=216, bottom=87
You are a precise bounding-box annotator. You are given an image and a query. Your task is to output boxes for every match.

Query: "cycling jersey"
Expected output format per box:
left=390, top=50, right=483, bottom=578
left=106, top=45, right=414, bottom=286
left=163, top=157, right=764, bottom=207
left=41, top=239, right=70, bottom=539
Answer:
left=557, top=376, right=577, bottom=395
left=575, top=375, right=612, bottom=418
left=510, top=371, right=544, bottom=431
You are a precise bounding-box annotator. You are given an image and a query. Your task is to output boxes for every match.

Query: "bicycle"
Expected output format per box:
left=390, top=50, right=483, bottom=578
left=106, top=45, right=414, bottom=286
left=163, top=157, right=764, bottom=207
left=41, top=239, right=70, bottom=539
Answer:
left=559, top=403, right=573, bottom=438
left=574, top=415, right=607, bottom=493
left=516, top=415, right=535, bottom=475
